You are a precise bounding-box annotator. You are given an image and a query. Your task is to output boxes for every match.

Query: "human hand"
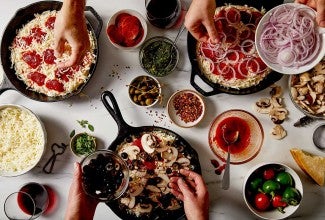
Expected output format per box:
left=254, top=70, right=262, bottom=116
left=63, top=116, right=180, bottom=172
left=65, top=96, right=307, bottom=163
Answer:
left=184, top=0, right=218, bottom=42
left=295, top=0, right=325, bottom=27
left=64, top=162, right=99, bottom=220
left=54, top=0, right=90, bottom=68
left=169, top=169, right=209, bottom=220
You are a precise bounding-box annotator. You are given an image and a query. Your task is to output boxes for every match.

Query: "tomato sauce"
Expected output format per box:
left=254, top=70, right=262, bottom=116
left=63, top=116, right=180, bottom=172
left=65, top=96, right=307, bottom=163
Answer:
left=214, top=116, right=250, bottom=154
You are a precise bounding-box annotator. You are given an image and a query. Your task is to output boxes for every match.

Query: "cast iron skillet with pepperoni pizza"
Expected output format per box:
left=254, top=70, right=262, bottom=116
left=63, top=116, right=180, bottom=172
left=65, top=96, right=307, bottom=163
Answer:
left=0, top=1, right=102, bottom=102
left=188, top=0, right=284, bottom=96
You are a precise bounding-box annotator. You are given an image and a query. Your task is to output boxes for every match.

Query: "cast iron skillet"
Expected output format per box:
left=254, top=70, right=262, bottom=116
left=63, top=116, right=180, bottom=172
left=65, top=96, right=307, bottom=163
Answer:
left=101, top=91, right=201, bottom=220
left=188, top=0, right=284, bottom=96
left=0, top=1, right=102, bottom=102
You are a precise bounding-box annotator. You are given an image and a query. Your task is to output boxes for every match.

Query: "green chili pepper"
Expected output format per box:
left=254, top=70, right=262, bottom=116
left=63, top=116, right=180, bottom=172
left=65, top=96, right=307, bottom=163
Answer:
left=250, top=177, right=263, bottom=191
left=262, top=180, right=281, bottom=196
left=275, top=171, right=293, bottom=186
left=282, top=186, right=301, bottom=206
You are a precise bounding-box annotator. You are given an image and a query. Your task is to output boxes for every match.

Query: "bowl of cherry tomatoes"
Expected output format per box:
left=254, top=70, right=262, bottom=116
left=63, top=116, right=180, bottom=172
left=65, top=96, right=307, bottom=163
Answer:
left=243, top=162, right=303, bottom=219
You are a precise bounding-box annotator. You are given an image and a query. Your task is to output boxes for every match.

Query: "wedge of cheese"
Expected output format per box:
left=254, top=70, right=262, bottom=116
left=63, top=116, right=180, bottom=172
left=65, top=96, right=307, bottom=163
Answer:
left=290, top=148, right=325, bottom=186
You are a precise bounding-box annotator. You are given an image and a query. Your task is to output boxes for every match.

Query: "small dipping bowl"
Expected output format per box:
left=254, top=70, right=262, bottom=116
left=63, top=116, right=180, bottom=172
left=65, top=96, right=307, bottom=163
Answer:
left=313, top=124, right=325, bottom=150
left=139, top=36, right=179, bottom=77
left=70, top=132, right=97, bottom=157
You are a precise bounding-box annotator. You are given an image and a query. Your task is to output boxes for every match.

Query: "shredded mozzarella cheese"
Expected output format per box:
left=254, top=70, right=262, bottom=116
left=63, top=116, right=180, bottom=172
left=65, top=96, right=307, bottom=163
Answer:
left=0, top=106, right=45, bottom=175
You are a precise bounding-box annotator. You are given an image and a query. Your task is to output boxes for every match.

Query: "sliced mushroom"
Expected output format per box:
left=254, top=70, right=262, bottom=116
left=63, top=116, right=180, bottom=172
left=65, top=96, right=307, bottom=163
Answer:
left=291, top=87, right=298, bottom=99
left=167, top=198, right=182, bottom=210
left=162, top=147, right=178, bottom=166
left=129, top=182, right=144, bottom=197
left=176, top=157, right=191, bottom=167
left=136, top=203, right=153, bottom=214
left=254, top=98, right=273, bottom=114
left=120, top=196, right=136, bottom=209
left=270, top=97, right=283, bottom=108
left=270, top=85, right=283, bottom=98
left=120, top=145, right=140, bottom=160
left=141, top=133, right=158, bottom=154
left=269, top=108, right=288, bottom=124
left=270, top=125, right=287, bottom=140
left=300, top=72, right=311, bottom=82
left=146, top=185, right=161, bottom=193
left=155, top=141, right=169, bottom=153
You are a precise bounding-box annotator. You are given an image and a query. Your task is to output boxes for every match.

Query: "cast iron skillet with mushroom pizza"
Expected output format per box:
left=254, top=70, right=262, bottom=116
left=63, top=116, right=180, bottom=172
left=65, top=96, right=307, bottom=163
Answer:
left=188, top=0, right=284, bottom=96
left=0, top=1, right=102, bottom=102
left=101, top=91, right=201, bottom=220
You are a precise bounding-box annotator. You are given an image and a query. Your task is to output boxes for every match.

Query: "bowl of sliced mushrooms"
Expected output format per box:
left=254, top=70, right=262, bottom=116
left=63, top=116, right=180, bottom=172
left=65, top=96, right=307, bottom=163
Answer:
left=289, top=57, right=325, bottom=119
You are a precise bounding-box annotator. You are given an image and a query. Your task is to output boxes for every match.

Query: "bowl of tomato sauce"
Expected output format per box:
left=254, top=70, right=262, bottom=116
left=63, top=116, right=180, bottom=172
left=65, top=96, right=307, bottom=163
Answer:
left=243, top=162, right=303, bottom=219
left=208, top=109, right=264, bottom=164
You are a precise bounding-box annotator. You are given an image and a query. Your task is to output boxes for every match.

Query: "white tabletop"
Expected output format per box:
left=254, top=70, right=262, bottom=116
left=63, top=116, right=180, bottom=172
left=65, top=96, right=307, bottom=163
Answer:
left=1, top=0, right=325, bottom=219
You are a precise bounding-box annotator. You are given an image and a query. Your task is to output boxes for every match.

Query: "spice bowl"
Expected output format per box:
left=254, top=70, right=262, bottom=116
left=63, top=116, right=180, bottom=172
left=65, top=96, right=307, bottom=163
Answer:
left=80, top=150, right=129, bottom=201
left=106, top=9, right=147, bottom=50
left=139, top=36, right=179, bottom=77
left=128, top=75, right=162, bottom=107
left=167, top=89, right=205, bottom=128
left=70, top=132, right=96, bottom=157
left=243, top=162, right=303, bottom=219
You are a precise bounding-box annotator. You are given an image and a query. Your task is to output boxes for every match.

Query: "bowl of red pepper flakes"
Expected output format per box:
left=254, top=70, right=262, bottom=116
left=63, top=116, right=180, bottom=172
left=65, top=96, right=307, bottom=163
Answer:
left=167, top=89, right=205, bottom=128
left=106, top=9, right=147, bottom=50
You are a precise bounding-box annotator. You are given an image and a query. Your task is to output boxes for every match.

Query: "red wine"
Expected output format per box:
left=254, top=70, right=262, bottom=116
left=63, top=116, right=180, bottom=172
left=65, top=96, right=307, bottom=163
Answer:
left=17, top=183, right=49, bottom=216
left=146, top=0, right=180, bottom=28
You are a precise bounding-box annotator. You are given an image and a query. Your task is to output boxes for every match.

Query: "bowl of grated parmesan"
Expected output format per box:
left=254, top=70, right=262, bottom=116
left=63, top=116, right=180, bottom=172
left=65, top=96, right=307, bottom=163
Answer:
left=0, top=104, right=46, bottom=176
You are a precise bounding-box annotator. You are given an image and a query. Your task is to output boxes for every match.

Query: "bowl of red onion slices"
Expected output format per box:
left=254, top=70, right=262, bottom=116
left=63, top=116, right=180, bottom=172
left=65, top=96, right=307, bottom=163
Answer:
left=255, top=3, right=325, bottom=74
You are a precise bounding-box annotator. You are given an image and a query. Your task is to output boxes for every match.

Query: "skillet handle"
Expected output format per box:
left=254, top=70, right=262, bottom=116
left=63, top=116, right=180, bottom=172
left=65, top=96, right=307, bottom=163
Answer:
left=101, top=91, right=133, bottom=132
left=190, top=68, right=221, bottom=96
left=85, top=6, right=103, bottom=39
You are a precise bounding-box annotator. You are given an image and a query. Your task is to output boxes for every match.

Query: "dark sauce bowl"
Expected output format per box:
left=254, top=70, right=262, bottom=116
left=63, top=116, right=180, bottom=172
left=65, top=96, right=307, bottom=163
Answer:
left=80, top=150, right=129, bottom=202
left=139, top=36, right=179, bottom=77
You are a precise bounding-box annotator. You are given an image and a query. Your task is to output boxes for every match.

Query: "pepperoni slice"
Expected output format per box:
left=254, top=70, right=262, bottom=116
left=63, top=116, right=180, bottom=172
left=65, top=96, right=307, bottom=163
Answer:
left=45, top=79, right=64, bottom=92
left=45, top=16, right=56, bottom=29
left=251, top=11, right=263, bottom=26
left=22, top=51, right=42, bottom=69
left=55, top=68, right=74, bottom=82
left=249, top=57, right=268, bottom=74
left=28, top=72, right=46, bottom=86
left=31, top=27, right=46, bottom=43
left=235, top=61, right=248, bottom=79
left=240, top=11, right=252, bottom=24
left=43, top=49, right=55, bottom=64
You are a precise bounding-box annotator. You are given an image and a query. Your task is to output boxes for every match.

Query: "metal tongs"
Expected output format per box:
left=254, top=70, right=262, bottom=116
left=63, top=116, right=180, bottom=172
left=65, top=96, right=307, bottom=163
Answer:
left=43, top=143, right=67, bottom=174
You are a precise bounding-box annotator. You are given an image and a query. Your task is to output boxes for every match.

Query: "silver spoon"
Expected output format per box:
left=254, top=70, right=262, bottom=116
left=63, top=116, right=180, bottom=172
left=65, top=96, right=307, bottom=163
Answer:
left=221, top=125, right=239, bottom=190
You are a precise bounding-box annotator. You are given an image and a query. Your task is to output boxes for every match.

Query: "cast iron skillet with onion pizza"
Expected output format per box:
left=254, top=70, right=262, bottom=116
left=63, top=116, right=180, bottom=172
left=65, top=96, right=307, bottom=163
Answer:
left=188, top=0, right=284, bottom=96
left=101, top=91, right=201, bottom=220
left=0, top=1, right=102, bottom=102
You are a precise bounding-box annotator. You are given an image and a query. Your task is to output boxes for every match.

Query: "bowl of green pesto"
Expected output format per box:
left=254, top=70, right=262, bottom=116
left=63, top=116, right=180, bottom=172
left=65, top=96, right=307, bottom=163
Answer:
left=139, top=36, right=179, bottom=77
left=70, top=132, right=96, bottom=157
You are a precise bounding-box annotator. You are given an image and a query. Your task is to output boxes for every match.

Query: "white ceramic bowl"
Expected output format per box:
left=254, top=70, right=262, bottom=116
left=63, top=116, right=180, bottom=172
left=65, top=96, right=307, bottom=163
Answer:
left=70, top=132, right=97, bottom=157
left=255, top=3, right=325, bottom=74
left=106, top=9, right=147, bottom=50
left=128, top=75, right=161, bottom=107
left=0, top=104, right=46, bottom=176
left=243, top=162, right=303, bottom=219
left=167, top=89, right=205, bottom=128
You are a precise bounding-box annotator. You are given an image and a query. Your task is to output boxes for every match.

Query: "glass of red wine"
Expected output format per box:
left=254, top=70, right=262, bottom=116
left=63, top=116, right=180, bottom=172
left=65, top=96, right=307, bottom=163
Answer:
left=4, top=182, right=49, bottom=220
left=145, top=0, right=181, bottom=29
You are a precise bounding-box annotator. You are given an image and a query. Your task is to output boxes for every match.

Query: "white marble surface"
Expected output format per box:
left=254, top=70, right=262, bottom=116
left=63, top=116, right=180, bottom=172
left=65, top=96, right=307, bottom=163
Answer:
left=0, top=0, right=325, bottom=219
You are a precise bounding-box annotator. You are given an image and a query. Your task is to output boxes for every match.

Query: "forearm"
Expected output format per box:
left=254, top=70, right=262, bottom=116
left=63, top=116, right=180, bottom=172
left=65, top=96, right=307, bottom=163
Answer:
left=64, top=200, right=97, bottom=220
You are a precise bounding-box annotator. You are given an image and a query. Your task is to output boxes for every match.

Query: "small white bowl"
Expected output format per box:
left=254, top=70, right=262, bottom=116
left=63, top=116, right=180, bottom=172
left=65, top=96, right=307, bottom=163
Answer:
left=70, top=132, right=97, bottom=157
left=128, top=75, right=161, bottom=107
left=167, top=89, right=205, bottom=128
left=0, top=104, right=46, bottom=176
left=243, top=162, right=303, bottom=219
left=255, top=3, right=325, bottom=74
left=106, top=9, right=147, bottom=50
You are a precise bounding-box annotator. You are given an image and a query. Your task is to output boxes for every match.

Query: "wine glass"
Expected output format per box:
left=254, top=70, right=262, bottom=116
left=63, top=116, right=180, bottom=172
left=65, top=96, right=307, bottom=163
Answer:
left=4, top=182, right=49, bottom=220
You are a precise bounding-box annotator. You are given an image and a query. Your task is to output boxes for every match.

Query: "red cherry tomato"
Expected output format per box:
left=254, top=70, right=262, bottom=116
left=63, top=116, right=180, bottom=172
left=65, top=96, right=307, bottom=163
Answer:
left=263, top=168, right=275, bottom=180
left=272, top=195, right=287, bottom=208
left=254, top=193, right=270, bottom=211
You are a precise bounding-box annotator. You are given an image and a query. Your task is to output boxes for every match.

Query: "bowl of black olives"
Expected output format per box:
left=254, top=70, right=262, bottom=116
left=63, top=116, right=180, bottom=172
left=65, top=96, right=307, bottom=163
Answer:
left=80, top=150, right=129, bottom=201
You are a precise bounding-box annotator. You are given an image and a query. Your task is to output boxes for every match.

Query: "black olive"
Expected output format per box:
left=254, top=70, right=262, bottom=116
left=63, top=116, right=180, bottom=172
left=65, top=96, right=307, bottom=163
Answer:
left=106, top=162, right=114, bottom=171
left=147, top=169, right=155, bottom=175
left=121, top=152, right=128, bottom=160
left=147, top=178, right=156, bottom=185
left=166, top=167, right=172, bottom=174
left=125, top=136, right=132, bottom=143
left=172, top=162, right=180, bottom=170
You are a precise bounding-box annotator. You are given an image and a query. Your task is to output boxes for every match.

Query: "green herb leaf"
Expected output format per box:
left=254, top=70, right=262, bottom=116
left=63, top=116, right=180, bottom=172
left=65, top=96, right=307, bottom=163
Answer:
left=77, top=120, right=88, bottom=128
left=88, top=124, right=94, bottom=132
left=74, top=133, right=96, bottom=155
left=70, top=130, right=76, bottom=138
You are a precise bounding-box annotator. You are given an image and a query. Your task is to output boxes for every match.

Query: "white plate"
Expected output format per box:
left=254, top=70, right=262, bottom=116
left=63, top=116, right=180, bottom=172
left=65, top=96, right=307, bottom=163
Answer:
left=255, top=3, right=325, bottom=74
left=167, top=90, right=205, bottom=128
